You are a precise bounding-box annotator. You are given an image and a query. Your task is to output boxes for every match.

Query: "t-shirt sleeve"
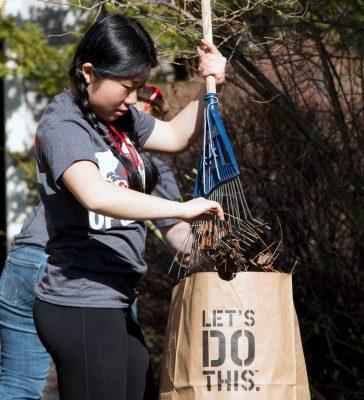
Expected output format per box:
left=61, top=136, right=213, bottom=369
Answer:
left=150, top=155, right=181, bottom=229
left=130, top=106, right=156, bottom=147
left=36, top=119, right=97, bottom=186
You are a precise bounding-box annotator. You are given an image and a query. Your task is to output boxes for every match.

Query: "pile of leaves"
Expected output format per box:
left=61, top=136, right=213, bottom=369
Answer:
left=185, top=217, right=288, bottom=281
left=215, top=222, right=283, bottom=278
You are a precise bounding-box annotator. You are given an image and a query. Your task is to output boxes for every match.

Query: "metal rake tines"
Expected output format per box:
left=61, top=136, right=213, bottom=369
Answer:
left=193, top=92, right=268, bottom=232
left=168, top=175, right=271, bottom=279
left=207, top=177, right=268, bottom=235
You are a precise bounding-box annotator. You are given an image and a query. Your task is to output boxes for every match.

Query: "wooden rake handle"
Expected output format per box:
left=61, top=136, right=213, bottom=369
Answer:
left=201, top=0, right=216, bottom=93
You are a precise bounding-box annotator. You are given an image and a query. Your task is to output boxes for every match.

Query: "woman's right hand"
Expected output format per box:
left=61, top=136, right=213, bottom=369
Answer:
left=179, top=197, right=224, bottom=223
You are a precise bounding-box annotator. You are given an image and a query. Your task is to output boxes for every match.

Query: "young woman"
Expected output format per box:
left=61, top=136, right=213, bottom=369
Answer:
left=32, top=14, right=226, bottom=400
left=0, top=162, right=189, bottom=400
left=0, top=86, right=189, bottom=400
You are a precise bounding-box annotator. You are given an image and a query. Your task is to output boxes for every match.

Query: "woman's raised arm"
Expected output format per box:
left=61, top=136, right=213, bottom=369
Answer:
left=142, top=39, right=226, bottom=153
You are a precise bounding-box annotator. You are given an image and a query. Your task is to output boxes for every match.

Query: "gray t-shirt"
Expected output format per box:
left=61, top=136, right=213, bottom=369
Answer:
left=11, top=159, right=181, bottom=251
left=11, top=202, right=47, bottom=250
left=35, top=89, right=159, bottom=308
left=149, top=155, right=181, bottom=229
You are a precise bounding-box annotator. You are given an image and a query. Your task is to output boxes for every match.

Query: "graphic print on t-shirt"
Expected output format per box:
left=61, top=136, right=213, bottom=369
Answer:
left=95, top=149, right=128, bottom=188
left=89, top=149, right=135, bottom=230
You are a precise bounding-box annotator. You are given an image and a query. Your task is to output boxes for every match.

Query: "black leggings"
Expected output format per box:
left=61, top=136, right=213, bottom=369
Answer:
left=33, top=299, right=156, bottom=400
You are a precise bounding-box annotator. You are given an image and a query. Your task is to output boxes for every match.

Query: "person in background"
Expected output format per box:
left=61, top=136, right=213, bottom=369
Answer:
left=136, top=85, right=192, bottom=265
left=0, top=87, right=192, bottom=400
left=0, top=206, right=49, bottom=400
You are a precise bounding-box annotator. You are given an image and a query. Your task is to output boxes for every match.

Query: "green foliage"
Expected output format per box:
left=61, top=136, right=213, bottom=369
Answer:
left=0, top=13, right=74, bottom=98
left=0, top=11, right=73, bottom=202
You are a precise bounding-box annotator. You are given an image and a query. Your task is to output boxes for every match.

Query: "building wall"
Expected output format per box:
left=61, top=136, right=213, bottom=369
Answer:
left=0, top=42, right=5, bottom=262
left=4, top=1, right=45, bottom=241
left=3, top=0, right=73, bottom=244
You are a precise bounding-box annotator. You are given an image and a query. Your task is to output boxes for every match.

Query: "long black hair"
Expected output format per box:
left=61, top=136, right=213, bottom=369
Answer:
left=69, top=14, right=159, bottom=193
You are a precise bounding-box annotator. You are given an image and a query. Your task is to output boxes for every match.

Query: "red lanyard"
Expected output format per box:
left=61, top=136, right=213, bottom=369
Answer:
left=108, top=123, right=141, bottom=168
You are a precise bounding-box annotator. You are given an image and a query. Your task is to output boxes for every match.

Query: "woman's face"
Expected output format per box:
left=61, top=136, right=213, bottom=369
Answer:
left=82, top=63, right=150, bottom=122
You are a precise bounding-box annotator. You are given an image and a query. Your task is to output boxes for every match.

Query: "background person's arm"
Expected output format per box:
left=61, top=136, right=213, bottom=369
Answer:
left=160, top=222, right=192, bottom=261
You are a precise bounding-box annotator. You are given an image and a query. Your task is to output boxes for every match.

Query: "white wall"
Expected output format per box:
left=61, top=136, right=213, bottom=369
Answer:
left=4, top=1, right=40, bottom=240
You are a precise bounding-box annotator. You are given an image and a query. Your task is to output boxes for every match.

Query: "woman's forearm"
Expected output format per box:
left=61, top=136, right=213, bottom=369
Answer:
left=144, top=87, right=206, bottom=153
left=93, top=181, right=184, bottom=221
left=143, top=40, right=226, bottom=154
left=168, top=83, right=224, bottom=151
left=62, top=161, right=183, bottom=221
left=62, top=161, right=225, bottom=222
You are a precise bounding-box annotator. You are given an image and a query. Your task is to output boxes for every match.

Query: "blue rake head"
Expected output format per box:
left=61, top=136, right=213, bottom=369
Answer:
left=194, top=93, right=240, bottom=198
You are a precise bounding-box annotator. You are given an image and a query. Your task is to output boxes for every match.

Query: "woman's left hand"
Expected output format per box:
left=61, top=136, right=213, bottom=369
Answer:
left=197, top=39, right=227, bottom=86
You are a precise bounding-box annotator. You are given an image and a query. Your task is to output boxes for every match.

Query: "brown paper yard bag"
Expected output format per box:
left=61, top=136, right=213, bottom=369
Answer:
left=159, top=272, right=310, bottom=400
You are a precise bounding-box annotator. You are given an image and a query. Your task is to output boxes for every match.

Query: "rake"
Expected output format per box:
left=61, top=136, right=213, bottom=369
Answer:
left=170, top=0, right=270, bottom=280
